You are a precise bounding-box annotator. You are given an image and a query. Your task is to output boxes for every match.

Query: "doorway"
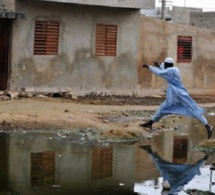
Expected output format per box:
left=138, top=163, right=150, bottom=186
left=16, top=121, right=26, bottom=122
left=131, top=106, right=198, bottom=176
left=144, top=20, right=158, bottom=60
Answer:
left=0, top=19, right=9, bottom=90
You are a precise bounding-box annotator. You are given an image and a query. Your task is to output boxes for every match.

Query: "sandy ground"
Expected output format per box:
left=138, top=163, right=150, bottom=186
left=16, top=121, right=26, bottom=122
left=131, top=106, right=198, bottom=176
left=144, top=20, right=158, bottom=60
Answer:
left=0, top=95, right=215, bottom=141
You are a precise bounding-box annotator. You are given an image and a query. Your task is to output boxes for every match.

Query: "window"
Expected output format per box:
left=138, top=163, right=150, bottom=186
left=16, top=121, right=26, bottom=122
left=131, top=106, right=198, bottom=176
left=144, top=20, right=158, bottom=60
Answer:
left=95, top=24, right=117, bottom=56
left=34, top=21, right=59, bottom=55
left=177, top=36, right=192, bottom=63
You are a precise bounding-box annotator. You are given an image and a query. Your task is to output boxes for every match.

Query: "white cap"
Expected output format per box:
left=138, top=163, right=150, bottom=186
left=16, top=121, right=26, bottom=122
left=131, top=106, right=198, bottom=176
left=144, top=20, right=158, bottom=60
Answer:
left=164, top=57, right=174, bottom=64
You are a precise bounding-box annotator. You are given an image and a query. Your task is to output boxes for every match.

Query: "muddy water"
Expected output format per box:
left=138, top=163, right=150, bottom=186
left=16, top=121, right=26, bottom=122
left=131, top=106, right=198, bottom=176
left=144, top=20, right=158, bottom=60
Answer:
left=0, top=116, right=215, bottom=195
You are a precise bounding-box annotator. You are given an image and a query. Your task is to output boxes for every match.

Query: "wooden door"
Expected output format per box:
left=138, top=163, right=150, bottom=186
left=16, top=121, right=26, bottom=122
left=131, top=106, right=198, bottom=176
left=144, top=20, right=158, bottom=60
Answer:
left=0, top=19, right=9, bottom=90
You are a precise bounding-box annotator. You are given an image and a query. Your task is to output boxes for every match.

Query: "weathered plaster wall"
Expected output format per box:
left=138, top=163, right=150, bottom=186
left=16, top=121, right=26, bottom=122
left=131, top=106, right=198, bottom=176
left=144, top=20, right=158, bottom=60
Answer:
left=137, top=16, right=215, bottom=95
left=11, top=0, right=141, bottom=95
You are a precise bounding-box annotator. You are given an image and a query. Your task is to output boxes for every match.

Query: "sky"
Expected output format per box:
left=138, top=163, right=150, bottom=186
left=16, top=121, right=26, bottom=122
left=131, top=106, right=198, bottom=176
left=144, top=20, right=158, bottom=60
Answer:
left=155, top=0, right=215, bottom=11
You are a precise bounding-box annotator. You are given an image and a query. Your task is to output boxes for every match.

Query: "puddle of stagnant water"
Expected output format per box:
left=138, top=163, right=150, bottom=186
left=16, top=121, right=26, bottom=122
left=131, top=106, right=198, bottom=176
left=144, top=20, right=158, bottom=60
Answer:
left=0, top=115, right=215, bottom=195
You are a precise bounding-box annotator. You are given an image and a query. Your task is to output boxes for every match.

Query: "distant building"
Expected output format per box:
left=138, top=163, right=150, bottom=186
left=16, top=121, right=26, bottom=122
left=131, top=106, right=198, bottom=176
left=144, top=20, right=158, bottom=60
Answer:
left=141, top=6, right=203, bottom=24
left=171, top=6, right=202, bottom=25
left=141, top=7, right=172, bottom=21
left=141, top=5, right=215, bottom=31
left=190, top=12, right=215, bottom=30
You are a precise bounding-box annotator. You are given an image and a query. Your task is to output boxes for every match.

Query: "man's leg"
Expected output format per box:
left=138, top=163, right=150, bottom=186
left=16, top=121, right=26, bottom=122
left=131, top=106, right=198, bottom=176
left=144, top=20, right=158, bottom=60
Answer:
left=139, top=145, right=171, bottom=187
left=139, top=107, right=167, bottom=129
left=139, top=119, right=154, bottom=129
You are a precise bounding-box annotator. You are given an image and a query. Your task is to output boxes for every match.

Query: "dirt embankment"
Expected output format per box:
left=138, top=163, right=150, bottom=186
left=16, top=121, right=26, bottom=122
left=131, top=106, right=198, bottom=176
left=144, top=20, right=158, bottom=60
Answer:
left=0, top=94, right=215, bottom=141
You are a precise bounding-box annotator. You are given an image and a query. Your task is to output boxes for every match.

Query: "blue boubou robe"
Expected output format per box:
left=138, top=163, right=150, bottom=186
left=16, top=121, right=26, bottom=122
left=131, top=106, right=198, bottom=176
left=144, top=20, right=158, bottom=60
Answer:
left=148, top=65, right=204, bottom=121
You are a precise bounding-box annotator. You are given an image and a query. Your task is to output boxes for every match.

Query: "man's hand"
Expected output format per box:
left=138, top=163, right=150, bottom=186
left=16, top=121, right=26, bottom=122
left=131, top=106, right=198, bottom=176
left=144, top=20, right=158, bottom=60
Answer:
left=153, top=61, right=159, bottom=67
left=143, top=64, right=149, bottom=69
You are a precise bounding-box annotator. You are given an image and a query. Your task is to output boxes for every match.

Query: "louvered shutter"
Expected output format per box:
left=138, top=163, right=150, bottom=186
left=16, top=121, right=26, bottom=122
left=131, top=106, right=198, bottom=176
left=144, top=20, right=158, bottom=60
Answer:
left=34, top=21, right=59, bottom=55
left=96, top=24, right=117, bottom=56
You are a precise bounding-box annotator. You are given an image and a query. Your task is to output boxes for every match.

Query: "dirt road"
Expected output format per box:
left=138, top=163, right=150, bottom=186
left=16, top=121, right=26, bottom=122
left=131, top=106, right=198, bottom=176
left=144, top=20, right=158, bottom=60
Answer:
left=0, top=95, right=215, bottom=141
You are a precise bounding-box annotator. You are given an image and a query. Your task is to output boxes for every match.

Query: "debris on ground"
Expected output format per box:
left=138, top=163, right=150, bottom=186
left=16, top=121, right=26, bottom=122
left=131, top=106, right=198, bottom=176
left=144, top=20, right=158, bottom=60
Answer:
left=0, top=92, right=214, bottom=141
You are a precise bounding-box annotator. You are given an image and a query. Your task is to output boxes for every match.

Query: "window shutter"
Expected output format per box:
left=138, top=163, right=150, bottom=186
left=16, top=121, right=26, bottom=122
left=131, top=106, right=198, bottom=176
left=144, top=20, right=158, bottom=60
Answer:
left=34, top=21, right=59, bottom=55
left=177, top=36, right=192, bottom=63
left=91, top=146, right=113, bottom=179
left=96, top=24, right=117, bottom=56
left=31, top=151, right=55, bottom=186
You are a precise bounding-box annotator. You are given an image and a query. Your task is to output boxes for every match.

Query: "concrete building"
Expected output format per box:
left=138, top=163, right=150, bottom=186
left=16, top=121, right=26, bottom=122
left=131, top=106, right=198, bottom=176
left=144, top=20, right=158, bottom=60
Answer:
left=170, top=7, right=215, bottom=31
left=0, top=0, right=154, bottom=96
left=190, top=12, right=215, bottom=30
left=171, top=6, right=202, bottom=25
left=141, top=6, right=203, bottom=25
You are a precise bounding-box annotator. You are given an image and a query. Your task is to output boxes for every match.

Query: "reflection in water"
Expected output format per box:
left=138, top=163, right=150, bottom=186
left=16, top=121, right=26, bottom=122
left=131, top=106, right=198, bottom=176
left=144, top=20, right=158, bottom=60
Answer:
left=139, top=145, right=208, bottom=195
left=173, top=135, right=188, bottom=164
left=31, top=151, right=55, bottom=186
left=0, top=132, right=8, bottom=191
left=0, top=132, right=138, bottom=195
left=91, top=146, right=113, bottom=179
left=1, top=121, right=215, bottom=195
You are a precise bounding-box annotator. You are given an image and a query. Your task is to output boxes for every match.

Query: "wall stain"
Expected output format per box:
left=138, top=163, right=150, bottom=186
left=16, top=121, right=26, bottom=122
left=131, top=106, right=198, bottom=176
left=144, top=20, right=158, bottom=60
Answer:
left=193, top=56, right=215, bottom=88
left=109, top=53, right=138, bottom=90
left=70, top=49, right=107, bottom=90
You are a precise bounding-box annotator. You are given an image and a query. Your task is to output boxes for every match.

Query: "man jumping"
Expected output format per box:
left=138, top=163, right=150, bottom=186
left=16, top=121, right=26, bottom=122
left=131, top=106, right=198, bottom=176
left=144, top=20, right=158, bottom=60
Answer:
left=140, top=57, right=213, bottom=139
